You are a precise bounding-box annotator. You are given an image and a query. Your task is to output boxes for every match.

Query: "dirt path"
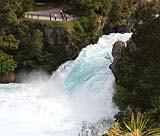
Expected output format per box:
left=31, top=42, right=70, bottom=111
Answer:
left=25, top=8, right=74, bottom=21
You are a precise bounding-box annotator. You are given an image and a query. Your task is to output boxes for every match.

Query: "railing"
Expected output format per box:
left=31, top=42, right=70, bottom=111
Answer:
left=25, top=13, right=74, bottom=21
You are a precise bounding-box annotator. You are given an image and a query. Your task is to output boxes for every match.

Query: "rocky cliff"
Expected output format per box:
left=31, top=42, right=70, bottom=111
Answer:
left=44, top=27, right=71, bottom=47
left=110, top=41, right=125, bottom=80
left=110, top=38, right=138, bottom=81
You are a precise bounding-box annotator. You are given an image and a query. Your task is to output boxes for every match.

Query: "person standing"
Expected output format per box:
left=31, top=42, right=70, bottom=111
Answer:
left=60, top=9, right=63, bottom=21
left=66, top=14, right=68, bottom=21
left=60, top=9, right=63, bottom=16
left=59, top=10, right=63, bottom=17
left=54, top=13, right=57, bottom=21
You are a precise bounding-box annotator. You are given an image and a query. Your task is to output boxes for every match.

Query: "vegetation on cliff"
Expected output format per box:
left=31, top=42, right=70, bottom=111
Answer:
left=103, top=112, right=160, bottom=136
left=0, top=0, right=103, bottom=82
left=112, top=9, right=160, bottom=129
left=0, top=50, right=17, bottom=75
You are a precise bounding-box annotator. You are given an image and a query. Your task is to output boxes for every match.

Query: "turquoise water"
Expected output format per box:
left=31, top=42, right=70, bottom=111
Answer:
left=0, top=33, right=132, bottom=136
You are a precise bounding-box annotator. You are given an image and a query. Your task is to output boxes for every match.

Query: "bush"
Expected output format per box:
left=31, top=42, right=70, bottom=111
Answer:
left=103, top=112, right=160, bottom=136
left=113, top=15, right=160, bottom=123
left=73, top=21, right=84, bottom=33
left=0, top=50, right=17, bottom=75
left=0, top=33, right=20, bottom=50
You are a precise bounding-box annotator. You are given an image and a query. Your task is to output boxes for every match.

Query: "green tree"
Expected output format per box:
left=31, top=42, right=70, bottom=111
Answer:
left=135, top=0, right=159, bottom=23
left=108, top=0, right=133, bottom=27
left=0, top=0, right=33, bottom=28
left=0, top=50, right=17, bottom=75
left=70, top=0, right=113, bottom=16
left=30, top=29, right=44, bottom=56
left=0, top=1, right=19, bottom=27
left=22, top=0, right=34, bottom=12
left=0, top=33, right=20, bottom=50
left=113, top=14, right=160, bottom=123
left=15, top=29, right=44, bottom=71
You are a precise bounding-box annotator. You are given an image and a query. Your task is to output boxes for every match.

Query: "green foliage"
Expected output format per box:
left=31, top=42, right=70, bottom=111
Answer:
left=135, top=0, right=160, bottom=24
left=103, top=112, right=160, bottom=136
left=22, top=0, right=34, bottom=12
left=113, top=15, right=160, bottom=123
left=0, top=0, right=34, bottom=27
left=0, top=50, right=17, bottom=75
left=70, top=0, right=113, bottom=16
left=122, top=112, right=160, bottom=136
left=75, top=10, right=99, bottom=34
left=0, top=33, right=20, bottom=50
left=86, top=9, right=99, bottom=32
left=108, top=0, right=134, bottom=27
left=15, top=23, right=71, bottom=73
left=0, top=1, right=19, bottom=27
left=30, top=29, right=44, bottom=56
left=15, top=29, right=44, bottom=71
left=73, top=21, right=84, bottom=33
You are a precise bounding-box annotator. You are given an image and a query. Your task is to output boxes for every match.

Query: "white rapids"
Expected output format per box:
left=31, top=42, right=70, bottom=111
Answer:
left=0, top=33, right=132, bottom=136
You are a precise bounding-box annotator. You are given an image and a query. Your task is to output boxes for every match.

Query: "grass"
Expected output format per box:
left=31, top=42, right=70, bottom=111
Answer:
left=24, top=18, right=77, bottom=32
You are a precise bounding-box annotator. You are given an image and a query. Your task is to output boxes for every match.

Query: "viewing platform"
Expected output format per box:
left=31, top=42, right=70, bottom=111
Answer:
left=25, top=8, right=74, bottom=21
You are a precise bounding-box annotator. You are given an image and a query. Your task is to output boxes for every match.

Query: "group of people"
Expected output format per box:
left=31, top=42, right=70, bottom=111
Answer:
left=53, top=9, right=68, bottom=21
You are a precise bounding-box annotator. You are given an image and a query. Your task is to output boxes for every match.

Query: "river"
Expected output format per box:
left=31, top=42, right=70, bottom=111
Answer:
left=0, top=33, right=132, bottom=136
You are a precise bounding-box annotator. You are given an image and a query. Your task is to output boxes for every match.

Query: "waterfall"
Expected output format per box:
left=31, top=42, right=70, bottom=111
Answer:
left=0, top=33, right=132, bottom=136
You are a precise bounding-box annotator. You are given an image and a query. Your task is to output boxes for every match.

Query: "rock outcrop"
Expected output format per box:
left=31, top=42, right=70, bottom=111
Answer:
left=110, top=39, right=138, bottom=80
left=103, top=25, right=132, bottom=35
left=44, top=27, right=71, bottom=47
left=110, top=41, right=125, bottom=79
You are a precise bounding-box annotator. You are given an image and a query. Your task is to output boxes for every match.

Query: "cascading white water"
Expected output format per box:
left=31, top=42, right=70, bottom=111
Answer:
left=0, top=33, right=132, bottom=136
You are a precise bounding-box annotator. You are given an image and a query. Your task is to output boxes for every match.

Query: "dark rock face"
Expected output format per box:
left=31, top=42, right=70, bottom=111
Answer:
left=44, top=27, right=71, bottom=47
left=103, top=25, right=131, bottom=35
left=110, top=41, right=125, bottom=78
left=112, top=41, right=125, bottom=58
left=126, top=38, right=138, bottom=53
left=116, top=26, right=131, bottom=33
left=44, top=26, right=82, bottom=59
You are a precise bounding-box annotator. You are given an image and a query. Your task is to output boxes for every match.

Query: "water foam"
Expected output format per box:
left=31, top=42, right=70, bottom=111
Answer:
left=0, top=33, right=132, bottom=136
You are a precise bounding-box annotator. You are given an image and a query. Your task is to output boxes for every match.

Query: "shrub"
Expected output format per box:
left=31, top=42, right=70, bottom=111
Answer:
left=73, top=21, right=84, bottom=33
left=0, top=50, right=17, bottom=75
